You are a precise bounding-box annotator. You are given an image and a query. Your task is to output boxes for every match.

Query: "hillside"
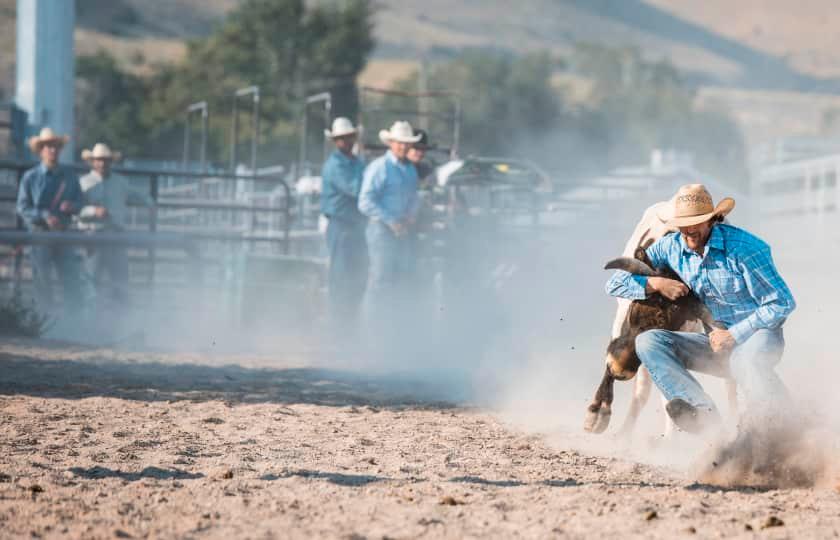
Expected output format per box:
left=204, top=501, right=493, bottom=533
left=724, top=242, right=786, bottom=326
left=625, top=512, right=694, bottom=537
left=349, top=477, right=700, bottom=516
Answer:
left=2, top=0, right=840, bottom=145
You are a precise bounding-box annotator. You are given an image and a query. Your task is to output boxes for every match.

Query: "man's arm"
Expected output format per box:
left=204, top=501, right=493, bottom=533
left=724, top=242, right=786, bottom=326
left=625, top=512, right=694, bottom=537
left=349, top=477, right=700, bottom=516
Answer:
left=726, top=246, right=796, bottom=344
left=605, top=235, right=678, bottom=300
left=323, top=157, right=363, bottom=198
left=15, top=173, right=48, bottom=227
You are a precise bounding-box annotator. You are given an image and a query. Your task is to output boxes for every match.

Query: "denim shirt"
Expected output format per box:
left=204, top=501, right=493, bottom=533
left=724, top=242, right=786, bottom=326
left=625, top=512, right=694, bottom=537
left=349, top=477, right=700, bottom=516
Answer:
left=78, top=171, right=154, bottom=231
left=16, top=163, right=83, bottom=229
left=358, top=151, right=419, bottom=225
left=605, top=224, right=796, bottom=344
left=320, top=150, right=366, bottom=226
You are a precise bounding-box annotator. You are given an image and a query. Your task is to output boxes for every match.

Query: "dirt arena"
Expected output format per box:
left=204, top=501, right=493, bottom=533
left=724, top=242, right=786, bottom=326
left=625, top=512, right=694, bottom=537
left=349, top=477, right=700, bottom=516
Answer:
left=2, top=339, right=840, bottom=539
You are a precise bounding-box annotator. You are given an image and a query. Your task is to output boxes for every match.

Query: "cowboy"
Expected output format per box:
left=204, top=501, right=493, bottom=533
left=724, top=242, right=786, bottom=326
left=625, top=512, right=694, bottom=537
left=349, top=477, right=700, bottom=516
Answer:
left=605, top=184, right=796, bottom=448
left=320, top=118, right=368, bottom=327
left=78, top=143, right=154, bottom=301
left=358, top=120, right=421, bottom=317
left=407, top=128, right=435, bottom=188
left=16, top=127, right=84, bottom=312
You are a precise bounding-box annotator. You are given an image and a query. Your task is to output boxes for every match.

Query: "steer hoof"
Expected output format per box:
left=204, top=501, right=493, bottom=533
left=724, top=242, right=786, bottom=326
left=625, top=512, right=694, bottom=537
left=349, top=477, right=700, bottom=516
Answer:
left=584, top=403, right=612, bottom=434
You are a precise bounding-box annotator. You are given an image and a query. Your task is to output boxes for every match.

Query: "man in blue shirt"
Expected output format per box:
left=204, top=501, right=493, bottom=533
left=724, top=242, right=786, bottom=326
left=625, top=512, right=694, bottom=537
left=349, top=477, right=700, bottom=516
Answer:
left=606, top=184, right=795, bottom=438
left=16, top=128, right=84, bottom=313
left=358, top=121, right=421, bottom=318
left=320, top=117, right=367, bottom=327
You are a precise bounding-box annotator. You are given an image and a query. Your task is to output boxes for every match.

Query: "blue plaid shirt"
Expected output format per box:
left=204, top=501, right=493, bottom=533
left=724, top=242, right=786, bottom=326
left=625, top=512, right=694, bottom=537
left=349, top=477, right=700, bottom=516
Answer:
left=605, top=224, right=795, bottom=344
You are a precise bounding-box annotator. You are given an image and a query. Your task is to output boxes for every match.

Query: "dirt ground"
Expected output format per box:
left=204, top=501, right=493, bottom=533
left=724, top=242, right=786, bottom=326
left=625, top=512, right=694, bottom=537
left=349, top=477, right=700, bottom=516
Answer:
left=2, top=339, right=840, bottom=539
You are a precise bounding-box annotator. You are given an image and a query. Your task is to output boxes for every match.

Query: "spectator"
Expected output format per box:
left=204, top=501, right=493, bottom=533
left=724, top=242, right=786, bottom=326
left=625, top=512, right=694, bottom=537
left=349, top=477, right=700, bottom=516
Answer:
left=320, top=118, right=368, bottom=328
left=78, top=143, right=154, bottom=302
left=16, top=127, right=84, bottom=313
left=358, top=121, right=421, bottom=321
left=407, top=128, right=436, bottom=187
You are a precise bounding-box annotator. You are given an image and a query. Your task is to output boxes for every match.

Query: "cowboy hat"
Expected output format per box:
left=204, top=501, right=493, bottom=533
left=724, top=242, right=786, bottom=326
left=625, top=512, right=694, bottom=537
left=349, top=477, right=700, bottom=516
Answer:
left=657, top=183, right=735, bottom=227
left=28, top=127, right=69, bottom=153
left=324, top=117, right=358, bottom=139
left=81, top=143, right=122, bottom=162
left=379, top=121, right=422, bottom=145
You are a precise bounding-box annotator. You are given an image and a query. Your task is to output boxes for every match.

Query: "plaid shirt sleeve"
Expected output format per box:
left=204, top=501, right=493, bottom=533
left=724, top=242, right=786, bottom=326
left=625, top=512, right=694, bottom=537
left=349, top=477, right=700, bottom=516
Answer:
left=726, top=245, right=796, bottom=344
left=604, top=235, right=672, bottom=300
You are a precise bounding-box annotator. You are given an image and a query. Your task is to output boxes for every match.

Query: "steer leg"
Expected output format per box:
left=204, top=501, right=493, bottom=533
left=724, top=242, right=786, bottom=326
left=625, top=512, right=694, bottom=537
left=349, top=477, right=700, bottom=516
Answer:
left=584, top=365, right=614, bottom=433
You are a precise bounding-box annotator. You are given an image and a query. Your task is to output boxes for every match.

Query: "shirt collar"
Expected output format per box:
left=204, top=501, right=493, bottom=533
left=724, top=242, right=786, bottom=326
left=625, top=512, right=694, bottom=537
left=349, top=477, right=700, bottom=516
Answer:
left=38, top=162, right=56, bottom=175
left=678, top=224, right=725, bottom=255
left=386, top=151, right=405, bottom=166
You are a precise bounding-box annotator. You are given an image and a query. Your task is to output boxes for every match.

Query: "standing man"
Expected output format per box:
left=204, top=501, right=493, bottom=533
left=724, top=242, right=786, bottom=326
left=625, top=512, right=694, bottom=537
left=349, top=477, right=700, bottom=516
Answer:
left=78, top=143, right=154, bottom=302
left=605, top=184, right=796, bottom=461
left=16, top=127, right=84, bottom=313
left=320, top=117, right=368, bottom=328
left=407, top=128, right=436, bottom=188
left=358, top=121, right=421, bottom=320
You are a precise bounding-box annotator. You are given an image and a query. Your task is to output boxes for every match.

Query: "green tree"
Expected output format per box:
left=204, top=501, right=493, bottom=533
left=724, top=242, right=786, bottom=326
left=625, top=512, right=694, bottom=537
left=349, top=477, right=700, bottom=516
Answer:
left=75, top=52, right=148, bottom=157
left=75, top=0, right=375, bottom=166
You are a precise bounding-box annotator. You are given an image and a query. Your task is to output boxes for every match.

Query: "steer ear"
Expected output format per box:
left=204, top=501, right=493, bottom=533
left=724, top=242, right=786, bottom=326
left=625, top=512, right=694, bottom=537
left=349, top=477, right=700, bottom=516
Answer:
left=604, top=257, right=656, bottom=276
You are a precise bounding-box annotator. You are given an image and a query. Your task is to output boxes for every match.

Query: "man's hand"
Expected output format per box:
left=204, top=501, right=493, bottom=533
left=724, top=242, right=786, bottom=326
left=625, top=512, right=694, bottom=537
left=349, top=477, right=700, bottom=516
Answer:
left=59, top=200, right=74, bottom=213
left=94, top=206, right=108, bottom=219
left=45, top=215, right=63, bottom=230
left=647, top=276, right=689, bottom=300
left=709, top=328, right=736, bottom=353
left=389, top=221, right=407, bottom=237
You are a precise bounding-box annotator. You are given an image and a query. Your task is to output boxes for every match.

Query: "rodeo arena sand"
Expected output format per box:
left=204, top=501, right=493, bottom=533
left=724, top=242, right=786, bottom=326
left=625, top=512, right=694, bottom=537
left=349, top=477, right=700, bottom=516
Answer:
left=4, top=184, right=840, bottom=539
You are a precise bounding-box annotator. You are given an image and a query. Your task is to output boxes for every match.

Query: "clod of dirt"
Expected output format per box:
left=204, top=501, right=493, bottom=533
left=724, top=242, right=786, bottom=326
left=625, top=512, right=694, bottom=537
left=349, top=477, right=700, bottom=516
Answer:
left=217, top=469, right=234, bottom=480
left=686, top=526, right=696, bottom=534
left=762, top=516, right=784, bottom=529
left=439, top=496, right=464, bottom=506
left=28, top=484, right=44, bottom=493
left=744, top=524, right=753, bottom=531
left=202, top=417, right=225, bottom=425
left=114, top=529, right=134, bottom=538
left=644, top=510, right=658, bottom=521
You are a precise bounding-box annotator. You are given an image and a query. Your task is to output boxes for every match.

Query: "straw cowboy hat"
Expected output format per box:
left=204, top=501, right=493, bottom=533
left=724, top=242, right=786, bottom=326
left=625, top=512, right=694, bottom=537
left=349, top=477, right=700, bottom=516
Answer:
left=28, top=127, right=69, bottom=153
left=81, top=143, right=122, bottom=162
left=657, top=183, right=735, bottom=227
left=379, top=120, right=422, bottom=145
left=324, top=117, right=358, bottom=139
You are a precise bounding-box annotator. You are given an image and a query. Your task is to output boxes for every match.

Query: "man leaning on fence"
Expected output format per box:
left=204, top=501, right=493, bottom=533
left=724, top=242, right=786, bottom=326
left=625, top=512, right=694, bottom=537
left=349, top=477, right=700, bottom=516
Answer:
left=320, top=118, right=368, bottom=329
left=78, top=143, right=154, bottom=303
left=16, top=128, right=84, bottom=315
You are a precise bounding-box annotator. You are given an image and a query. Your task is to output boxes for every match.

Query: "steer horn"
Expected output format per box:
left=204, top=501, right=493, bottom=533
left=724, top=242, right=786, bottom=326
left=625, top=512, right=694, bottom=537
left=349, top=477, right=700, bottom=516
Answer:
left=604, top=257, right=656, bottom=276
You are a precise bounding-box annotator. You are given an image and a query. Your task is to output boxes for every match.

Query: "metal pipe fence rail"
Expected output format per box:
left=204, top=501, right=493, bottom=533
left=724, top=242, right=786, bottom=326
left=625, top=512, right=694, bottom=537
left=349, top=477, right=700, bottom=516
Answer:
left=0, top=159, right=294, bottom=253
left=0, top=159, right=299, bottom=301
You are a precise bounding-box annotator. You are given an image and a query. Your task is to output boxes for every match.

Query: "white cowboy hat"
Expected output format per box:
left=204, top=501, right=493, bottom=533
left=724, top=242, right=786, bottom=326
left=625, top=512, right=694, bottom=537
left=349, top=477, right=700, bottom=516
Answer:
left=81, top=143, right=123, bottom=162
left=657, top=183, right=735, bottom=227
left=379, top=120, right=422, bottom=145
left=28, top=127, right=69, bottom=153
left=324, top=117, right=358, bottom=139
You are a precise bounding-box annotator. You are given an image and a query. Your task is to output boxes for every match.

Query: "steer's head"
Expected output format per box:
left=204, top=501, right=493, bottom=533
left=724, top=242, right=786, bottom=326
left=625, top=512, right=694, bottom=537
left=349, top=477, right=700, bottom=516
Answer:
left=605, top=335, right=641, bottom=381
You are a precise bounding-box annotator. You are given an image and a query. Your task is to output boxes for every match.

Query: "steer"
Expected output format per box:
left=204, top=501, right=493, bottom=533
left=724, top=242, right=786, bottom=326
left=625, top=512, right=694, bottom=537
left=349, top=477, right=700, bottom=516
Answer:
left=583, top=246, right=724, bottom=434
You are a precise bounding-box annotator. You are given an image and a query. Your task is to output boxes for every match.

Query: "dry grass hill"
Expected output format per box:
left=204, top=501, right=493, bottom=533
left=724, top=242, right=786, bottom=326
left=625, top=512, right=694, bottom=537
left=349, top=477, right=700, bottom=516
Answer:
left=2, top=0, right=839, bottom=144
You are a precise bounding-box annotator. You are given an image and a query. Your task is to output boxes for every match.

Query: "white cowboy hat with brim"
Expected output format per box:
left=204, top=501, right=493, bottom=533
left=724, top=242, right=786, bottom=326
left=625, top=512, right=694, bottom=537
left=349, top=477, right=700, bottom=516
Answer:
left=81, top=143, right=123, bottom=162
left=28, top=127, right=70, bottom=153
left=657, top=183, right=735, bottom=227
left=379, top=120, right=422, bottom=145
left=324, top=117, right=358, bottom=139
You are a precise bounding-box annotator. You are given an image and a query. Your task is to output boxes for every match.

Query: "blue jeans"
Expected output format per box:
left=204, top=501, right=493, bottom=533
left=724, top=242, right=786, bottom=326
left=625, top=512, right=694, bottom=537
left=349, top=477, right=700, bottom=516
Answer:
left=30, top=244, right=83, bottom=314
left=326, top=219, right=368, bottom=328
left=88, top=246, right=130, bottom=302
left=636, top=328, right=789, bottom=425
left=363, top=220, right=416, bottom=341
